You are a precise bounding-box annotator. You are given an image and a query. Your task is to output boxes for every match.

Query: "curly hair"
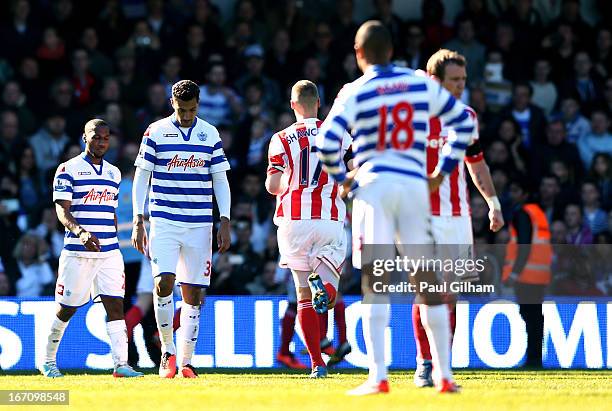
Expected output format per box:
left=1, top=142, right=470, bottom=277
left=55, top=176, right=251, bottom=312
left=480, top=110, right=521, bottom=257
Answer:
left=171, top=79, right=200, bottom=102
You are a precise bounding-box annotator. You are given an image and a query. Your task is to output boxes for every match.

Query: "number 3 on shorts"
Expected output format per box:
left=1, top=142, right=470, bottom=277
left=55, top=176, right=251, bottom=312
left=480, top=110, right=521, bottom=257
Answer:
left=203, top=261, right=211, bottom=277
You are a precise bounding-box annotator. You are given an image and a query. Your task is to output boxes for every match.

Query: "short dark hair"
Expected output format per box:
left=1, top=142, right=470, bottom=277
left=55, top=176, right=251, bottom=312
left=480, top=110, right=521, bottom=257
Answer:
left=426, top=49, right=466, bottom=80
left=171, top=80, right=200, bottom=102
left=513, top=81, right=533, bottom=96
left=355, top=20, right=392, bottom=64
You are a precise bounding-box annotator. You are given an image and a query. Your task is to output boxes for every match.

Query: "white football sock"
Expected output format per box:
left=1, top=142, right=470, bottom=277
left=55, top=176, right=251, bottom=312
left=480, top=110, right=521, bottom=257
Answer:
left=362, top=302, right=390, bottom=383
left=106, top=320, right=128, bottom=367
left=154, top=294, right=176, bottom=355
left=179, top=304, right=200, bottom=366
left=420, top=304, right=452, bottom=382
left=44, top=316, right=69, bottom=364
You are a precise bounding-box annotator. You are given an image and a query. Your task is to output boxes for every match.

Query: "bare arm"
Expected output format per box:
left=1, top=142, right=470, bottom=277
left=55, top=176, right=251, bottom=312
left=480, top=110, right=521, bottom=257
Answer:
left=466, top=159, right=504, bottom=232
left=265, top=172, right=284, bottom=196
left=55, top=200, right=100, bottom=252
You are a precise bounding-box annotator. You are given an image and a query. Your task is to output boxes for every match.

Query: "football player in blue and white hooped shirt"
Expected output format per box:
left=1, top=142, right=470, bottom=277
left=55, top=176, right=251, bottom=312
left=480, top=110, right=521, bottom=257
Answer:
left=131, top=80, right=232, bottom=378
left=316, top=21, right=475, bottom=395
left=40, top=119, right=143, bottom=379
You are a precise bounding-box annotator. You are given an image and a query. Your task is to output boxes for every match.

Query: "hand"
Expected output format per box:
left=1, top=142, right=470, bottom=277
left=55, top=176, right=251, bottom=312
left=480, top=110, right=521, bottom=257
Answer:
left=79, top=230, right=101, bottom=252
left=217, top=217, right=231, bottom=253
left=504, top=272, right=518, bottom=287
left=428, top=172, right=445, bottom=193
left=489, top=208, right=504, bottom=232
left=339, top=168, right=358, bottom=199
left=131, top=222, right=148, bottom=255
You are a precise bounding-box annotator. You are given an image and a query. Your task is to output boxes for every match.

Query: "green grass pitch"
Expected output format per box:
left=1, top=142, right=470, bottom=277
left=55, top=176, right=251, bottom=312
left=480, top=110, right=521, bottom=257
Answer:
left=1, top=369, right=610, bottom=411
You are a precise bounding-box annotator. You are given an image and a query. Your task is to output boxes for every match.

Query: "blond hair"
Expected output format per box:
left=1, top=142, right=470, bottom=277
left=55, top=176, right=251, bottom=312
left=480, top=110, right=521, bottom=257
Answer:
left=426, top=49, right=467, bottom=80
left=291, top=80, right=319, bottom=108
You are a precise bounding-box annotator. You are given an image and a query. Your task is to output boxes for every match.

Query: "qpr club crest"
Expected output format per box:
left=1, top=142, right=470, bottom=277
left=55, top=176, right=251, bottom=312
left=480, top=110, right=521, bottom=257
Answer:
left=197, top=131, right=207, bottom=141
left=108, top=169, right=115, bottom=179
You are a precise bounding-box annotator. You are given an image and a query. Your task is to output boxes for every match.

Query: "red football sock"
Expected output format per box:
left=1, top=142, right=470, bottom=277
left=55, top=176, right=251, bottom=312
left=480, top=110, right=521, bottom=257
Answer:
left=318, top=311, right=328, bottom=339
left=125, top=305, right=143, bottom=342
left=334, top=300, right=347, bottom=344
left=449, top=304, right=457, bottom=343
left=297, top=299, right=324, bottom=367
left=279, top=303, right=297, bottom=355
left=412, top=304, right=431, bottom=361
left=173, top=307, right=181, bottom=331
left=323, top=283, right=337, bottom=306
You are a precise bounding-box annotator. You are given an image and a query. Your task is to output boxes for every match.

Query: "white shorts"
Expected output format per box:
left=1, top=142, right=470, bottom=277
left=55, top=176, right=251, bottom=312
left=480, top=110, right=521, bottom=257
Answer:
left=56, top=250, right=125, bottom=307
left=431, top=215, right=473, bottom=245
left=352, top=177, right=433, bottom=269
left=277, top=220, right=347, bottom=276
left=149, top=219, right=213, bottom=288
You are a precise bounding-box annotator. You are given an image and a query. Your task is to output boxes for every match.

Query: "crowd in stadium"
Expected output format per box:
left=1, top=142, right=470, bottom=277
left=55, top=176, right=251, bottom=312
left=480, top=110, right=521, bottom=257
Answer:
left=0, top=0, right=611, bottom=298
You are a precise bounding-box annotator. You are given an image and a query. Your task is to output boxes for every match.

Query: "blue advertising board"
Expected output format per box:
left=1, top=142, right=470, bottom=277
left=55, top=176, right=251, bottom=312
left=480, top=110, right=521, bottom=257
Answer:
left=0, top=297, right=609, bottom=370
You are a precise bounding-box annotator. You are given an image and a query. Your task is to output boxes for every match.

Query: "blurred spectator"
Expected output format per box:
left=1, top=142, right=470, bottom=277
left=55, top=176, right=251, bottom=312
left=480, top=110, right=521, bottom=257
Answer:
left=500, top=82, right=547, bottom=149
left=189, top=0, right=225, bottom=51
left=264, top=29, right=298, bottom=94
left=159, top=55, right=182, bottom=98
left=593, top=27, right=611, bottom=80
left=180, top=24, right=209, bottom=84
left=199, top=63, right=242, bottom=127
left=80, top=27, right=114, bottom=81
left=90, top=77, right=138, bottom=142
left=211, top=217, right=262, bottom=294
left=299, top=22, right=335, bottom=86
left=245, top=260, right=285, bottom=295
left=549, top=159, right=580, bottom=205
left=33, top=207, right=63, bottom=265
left=550, top=220, right=568, bottom=245
left=396, top=23, right=427, bottom=70
left=0, top=110, right=24, bottom=171
left=553, top=252, right=604, bottom=296
left=246, top=117, right=272, bottom=168
left=532, top=120, right=583, bottom=183
left=455, top=0, right=496, bottom=44
left=35, top=27, right=67, bottom=82
left=237, top=169, right=273, bottom=253
left=1, top=80, right=37, bottom=135
left=48, top=77, right=84, bottom=137
left=495, top=118, right=528, bottom=175
left=564, top=203, right=593, bottom=244
left=491, top=22, right=524, bottom=82
left=482, top=51, right=513, bottom=112
left=577, top=110, right=612, bottom=169
left=502, top=0, right=543, bottom=56
left=135, top=83, right=171, bottom=134
left=236, top=44, right=281, bottom=109
left=551, top=0, right=593, bottom=48
left=368, top=0, right=403, bottom=50
left=229, top=0, right=267, bottom=45
left=218, top=125, right=242, bottom=174
left=13, top=232, right=54, bottom=297
left=603, top=78, right=612, bottom=118
left=562, top=51, right=604, bottom=112
left=96, top=0, right=129, bottom=52
left=16, top=57, right=46, bottom=117
left=28, top=111, right=69, bottom=177
left=126, top=20, right=162, bottom=73
left=328, top=0, right=359, bottom=53
left=115, top=47, right=149, bottom=109
left=588, top=153, right=612, bottom=210
left=265, top=0, right=315, bottom=52
left=145, top=0, right=178, bottom=49
left=421, top=0, right=453, bottom=52
left=47, top=0, right=81, bottom=48
left=70, top=49, right=95, bottom=107
left=530, top=59, right=558, bottom=117
left=541, top=23, right=577, bottom=84
left=560, top=95, right=591, bottom=144
left=580, top=181, right=608, bottom=235
left=444, top=17, right=486, bottom=85
left=16, top=145, right=44, bottom=218
left=0, top=0, right=40, bottom=61
left=538, top=175, right=565, bottom=224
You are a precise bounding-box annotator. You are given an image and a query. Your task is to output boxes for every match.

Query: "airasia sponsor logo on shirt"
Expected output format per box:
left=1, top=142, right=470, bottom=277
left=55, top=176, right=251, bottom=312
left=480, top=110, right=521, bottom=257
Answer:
left=167, top=154, right=206, bottom=171
left=83, top=188, right=115, bottom=204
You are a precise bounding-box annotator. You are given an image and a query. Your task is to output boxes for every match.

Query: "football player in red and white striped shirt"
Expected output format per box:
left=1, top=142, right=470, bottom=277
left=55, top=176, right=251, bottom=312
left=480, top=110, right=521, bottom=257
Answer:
left=265, top=80, right=351, bottom=378
left=413, top=49, right=504, bottom=388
